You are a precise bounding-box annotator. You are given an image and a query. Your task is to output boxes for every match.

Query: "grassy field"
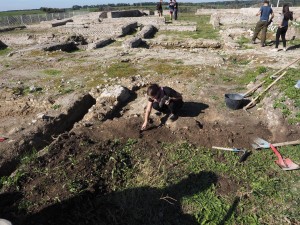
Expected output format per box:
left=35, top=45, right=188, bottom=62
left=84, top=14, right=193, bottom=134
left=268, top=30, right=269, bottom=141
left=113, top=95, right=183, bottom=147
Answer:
left=160, top=14, right=219, bottom=40
left=2, top=138, right=299, bottom=224
left=111, top=141, right=300, bottom=225
left=0, top=10, right=44, bottom=16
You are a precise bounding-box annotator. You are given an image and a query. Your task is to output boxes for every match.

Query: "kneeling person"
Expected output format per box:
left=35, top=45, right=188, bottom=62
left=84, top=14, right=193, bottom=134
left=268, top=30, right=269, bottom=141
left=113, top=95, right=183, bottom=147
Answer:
left=141, top=83, right=183, bottom=130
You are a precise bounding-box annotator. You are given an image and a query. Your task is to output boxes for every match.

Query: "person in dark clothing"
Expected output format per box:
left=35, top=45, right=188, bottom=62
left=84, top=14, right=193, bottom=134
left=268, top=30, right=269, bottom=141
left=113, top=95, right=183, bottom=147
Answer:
left=156, top=0, right=163, bottom=17
left=169, top=0, right=175, bottom=21
left=273, top=4, right=293, bottom=51
left=252, top=0, right=274, bottom=47
left=141, top=83, right=183, bottom=130
left=174, top=0, right=178, bottom=20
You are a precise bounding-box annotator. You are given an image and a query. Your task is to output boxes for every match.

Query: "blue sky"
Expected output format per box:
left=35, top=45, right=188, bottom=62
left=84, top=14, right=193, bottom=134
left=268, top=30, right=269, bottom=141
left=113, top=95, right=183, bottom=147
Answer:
left=0, top=0, right=222, bottom=11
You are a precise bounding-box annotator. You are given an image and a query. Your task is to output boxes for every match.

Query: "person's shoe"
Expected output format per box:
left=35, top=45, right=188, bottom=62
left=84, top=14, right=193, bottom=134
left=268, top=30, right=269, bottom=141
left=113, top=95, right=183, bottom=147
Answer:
left=283, top=48, right=287, bottom=51
left=155, top=111, right=162, bottom=116
left=251, top=40, right=256, bottom=44
left=261, top=43, right=265, bottom=47
left=169, top=114, right=178, bottom=121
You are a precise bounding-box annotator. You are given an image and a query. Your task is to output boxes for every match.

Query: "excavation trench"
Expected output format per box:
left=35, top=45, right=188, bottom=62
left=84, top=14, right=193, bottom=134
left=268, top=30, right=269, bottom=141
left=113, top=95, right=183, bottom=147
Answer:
left=0, top=93, right=96, bottom=177
left=0, top=88, right=139, bottom=178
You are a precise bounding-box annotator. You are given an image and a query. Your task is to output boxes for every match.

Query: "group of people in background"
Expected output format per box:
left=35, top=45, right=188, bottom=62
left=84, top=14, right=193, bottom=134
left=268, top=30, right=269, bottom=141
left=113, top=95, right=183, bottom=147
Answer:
left=252, top=0, right=293, bottom=51
left=156, top=0, right=179, bottom=20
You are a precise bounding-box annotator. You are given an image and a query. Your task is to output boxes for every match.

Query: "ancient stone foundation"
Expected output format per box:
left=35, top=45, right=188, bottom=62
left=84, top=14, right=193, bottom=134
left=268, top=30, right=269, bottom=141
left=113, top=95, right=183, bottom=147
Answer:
left=43, top=42, right=78, bottom=52
left=88, top=38, right=113, bottom=49
left=107, top=10, right=146, bottom=18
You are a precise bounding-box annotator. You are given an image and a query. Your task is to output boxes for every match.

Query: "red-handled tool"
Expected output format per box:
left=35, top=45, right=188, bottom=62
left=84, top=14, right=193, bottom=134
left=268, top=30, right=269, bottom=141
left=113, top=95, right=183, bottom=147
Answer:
left=0, top=137, right=8, bottom=142
left=270, top=144, right=299, bottom=171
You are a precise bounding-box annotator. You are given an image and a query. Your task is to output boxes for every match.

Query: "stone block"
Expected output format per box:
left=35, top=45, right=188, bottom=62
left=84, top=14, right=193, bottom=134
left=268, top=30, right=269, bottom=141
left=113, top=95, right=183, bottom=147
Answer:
left=43, top=42, right=78, bottom=52
left=137, top=25, right=156, bottom=38
left=87, top=38, right=113, bottom=49
left=122, top=37, right=142, bottom=48
left=107, top=10, right=144, bottom=18
left=51, top=19, right=73, bottom=27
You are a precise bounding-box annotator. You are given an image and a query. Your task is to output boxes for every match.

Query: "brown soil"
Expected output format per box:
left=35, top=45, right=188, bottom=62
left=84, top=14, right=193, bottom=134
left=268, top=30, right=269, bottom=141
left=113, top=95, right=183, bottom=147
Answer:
left=0, top=15, right=299, bottom=225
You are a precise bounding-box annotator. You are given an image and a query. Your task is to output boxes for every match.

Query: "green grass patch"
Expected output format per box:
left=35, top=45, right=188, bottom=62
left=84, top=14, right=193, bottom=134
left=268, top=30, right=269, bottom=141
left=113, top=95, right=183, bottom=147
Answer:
left=0, top=48, right=11, bottom=56
left=144, top=59, right=199, bottom=78
left=0, top=9, right=44, bottom=16
left=237, top=66, right=268, bottom=85
left=278, top=68, right=300, bottom=103
left=236, top=36, right=252, bottom=49
left=275, top=68, right=300, bottom=124
left=162, top=14, right=219, bottom=40
left=51, top=104, right=61, bottom=110
left=58, top=87, right=74, bottom=95
left=106, top=62, right=138, bottom=78
left=289, top=37, right=300, bottom=46
left=43, top=69, right=62, bottom=76
left=21, top=149, right=38, bottom=166
left=0, top=170, right=27, bottom=190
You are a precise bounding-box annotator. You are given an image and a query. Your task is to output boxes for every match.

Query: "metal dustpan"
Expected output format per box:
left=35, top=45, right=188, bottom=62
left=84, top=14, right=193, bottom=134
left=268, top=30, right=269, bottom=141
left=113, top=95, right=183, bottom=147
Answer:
left=252, top=137, right=270, bottom=149
left=252, top=137, right=300, bottom=149
left=253, top=138, right=299, bottom=170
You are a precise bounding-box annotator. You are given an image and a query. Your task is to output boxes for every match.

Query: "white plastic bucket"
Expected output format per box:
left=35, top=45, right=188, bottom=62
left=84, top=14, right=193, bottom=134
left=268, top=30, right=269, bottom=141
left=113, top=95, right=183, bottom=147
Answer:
left=295, top=80, right=300, bottom=89
left=0, top=219, right=12, bottom=225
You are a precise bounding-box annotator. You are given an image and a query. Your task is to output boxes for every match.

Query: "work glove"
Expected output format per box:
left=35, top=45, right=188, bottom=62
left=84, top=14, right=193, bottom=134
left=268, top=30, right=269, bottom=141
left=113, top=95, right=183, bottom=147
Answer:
left=159, top=96, right=169, bottom=108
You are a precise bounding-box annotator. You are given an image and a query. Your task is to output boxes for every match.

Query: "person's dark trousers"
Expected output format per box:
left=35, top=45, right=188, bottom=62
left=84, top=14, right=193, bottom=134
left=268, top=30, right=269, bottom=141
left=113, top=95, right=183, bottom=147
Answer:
left=252, top=20, right=269, bottom=46
left=275, top=26, right=288, bottom=48
left=174, top=9, right=178, bottom=20
left=153, top=100, right=183, bottom=115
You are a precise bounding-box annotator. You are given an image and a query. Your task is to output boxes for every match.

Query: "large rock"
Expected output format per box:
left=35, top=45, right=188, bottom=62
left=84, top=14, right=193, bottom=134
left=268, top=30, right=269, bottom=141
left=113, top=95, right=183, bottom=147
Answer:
left=99, top=85, right=131, bottom=102
left=87, top=37, right=113, bottom=49
left=83, top=85, right=131, bottom=122
left=122, top=37, right=142, bottom=48
left=137, top=25, right=156, bottom=39
left=43, top=42, right=78, bottom=52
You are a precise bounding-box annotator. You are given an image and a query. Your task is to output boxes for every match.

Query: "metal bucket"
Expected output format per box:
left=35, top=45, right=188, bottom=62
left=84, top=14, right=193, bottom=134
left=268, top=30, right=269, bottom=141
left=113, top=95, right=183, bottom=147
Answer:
left=224, top=94, right=244, bottom=110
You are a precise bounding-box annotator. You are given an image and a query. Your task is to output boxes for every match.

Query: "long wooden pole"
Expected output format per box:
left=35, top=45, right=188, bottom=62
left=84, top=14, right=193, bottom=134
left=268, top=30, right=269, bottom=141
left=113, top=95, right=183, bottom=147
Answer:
left=244, top=71, right=287, bottom=110
left=243, top=80, right=266, bottom=97
left=270, top=57, right=300, bottom=79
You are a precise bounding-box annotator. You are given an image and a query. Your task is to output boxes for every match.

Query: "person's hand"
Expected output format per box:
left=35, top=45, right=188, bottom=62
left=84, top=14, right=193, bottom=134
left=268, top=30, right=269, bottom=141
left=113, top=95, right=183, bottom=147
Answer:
left=141, top=121, right=147, bottom=130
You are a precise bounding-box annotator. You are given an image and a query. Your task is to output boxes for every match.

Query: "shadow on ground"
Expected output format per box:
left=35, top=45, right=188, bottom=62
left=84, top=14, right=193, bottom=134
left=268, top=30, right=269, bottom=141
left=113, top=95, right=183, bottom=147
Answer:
left=287, top=44, right=300, bottom=51
left=218, top=196, right=240, bottom=225
left=18, top=171, right=217, bottom=225
left=0, top=192, right=23, bottom=221
left=179, top=102, right=209, bottom=117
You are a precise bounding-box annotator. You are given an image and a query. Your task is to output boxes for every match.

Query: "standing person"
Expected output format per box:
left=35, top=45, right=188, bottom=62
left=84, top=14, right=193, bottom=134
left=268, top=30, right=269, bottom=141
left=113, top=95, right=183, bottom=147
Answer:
left=156, top=0, right=163, bottom=17
left=252, top=0, right=274, bottom=47
left=141, top=83, right=183, bottom=130
left=169, top=0, right=175, bottom=21
left=273, top=4, right=293, bottom=51
left=174, top=0, right=178, bottom=20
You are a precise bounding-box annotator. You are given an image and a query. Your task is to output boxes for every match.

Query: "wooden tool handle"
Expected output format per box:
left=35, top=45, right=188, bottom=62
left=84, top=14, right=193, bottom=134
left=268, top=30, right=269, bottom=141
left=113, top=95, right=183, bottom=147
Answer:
left=244, top=56, right=300, bottom=110
left=243, top=80, right=266, bottom=97
left=270, top=57, right=300, bottom=78
left=273, top=140, right=300, bottom=147
left=244, top=71, right=287, bottom=110
left=212, top=146, right=240, bottom=152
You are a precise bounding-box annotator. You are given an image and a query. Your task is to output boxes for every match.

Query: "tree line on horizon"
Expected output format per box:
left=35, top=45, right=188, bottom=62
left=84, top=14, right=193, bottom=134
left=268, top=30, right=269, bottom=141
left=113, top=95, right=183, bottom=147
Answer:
left=3, top=0, right=300, bottom=13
